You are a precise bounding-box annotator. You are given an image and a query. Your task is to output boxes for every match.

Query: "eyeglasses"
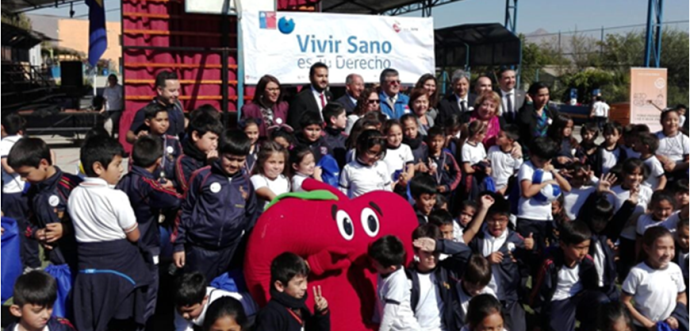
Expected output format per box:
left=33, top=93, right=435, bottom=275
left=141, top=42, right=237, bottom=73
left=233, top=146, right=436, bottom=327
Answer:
left=386, top=80, right=401, bottom=85
left=367, top=99, right=380, bottom=104
left=265, top=87, right=280, bottom=92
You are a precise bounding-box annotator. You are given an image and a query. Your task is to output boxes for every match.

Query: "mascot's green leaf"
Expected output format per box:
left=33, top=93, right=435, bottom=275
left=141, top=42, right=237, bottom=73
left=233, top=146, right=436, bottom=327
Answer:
left=265, top=190, right=339, bottom=211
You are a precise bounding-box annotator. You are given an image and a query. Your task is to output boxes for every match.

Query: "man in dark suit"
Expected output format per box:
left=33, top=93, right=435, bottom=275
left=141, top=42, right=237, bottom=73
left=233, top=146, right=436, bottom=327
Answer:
left=438, top=69, right=476, bottom=125
left=334, top=73, right=364, bottom=115
left=497, top=68, right=526, bottom=124
left=287, top=62, right=332, bottom=130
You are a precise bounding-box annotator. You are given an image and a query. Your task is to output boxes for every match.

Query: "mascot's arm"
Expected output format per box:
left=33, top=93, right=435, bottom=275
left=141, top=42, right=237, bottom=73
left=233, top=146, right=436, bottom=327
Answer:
left=306, top=247, right=352, bottom=276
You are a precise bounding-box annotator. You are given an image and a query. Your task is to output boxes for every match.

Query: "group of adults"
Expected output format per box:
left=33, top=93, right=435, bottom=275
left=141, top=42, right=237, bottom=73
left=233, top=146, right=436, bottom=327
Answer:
left=112, top=63, right=560, bottom=152
left=237, top=63, right=559, bottom=152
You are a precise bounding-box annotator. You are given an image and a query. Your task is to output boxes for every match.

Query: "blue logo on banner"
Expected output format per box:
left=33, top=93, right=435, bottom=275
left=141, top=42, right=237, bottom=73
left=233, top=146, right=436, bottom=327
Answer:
left=278, top=17, right=295, bottom=34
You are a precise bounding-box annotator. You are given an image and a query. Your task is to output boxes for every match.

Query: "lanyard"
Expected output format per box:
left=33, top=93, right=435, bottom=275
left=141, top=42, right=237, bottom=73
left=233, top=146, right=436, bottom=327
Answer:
left=286, top=308, right=304, bottom=325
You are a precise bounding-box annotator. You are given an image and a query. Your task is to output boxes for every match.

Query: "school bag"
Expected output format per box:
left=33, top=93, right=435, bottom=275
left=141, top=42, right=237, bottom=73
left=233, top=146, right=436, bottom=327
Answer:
left=317, top=154, right=340, bottom=189
left=44, top=264, right=72, bottom=318
left=1, top=217, right=22, bottom=303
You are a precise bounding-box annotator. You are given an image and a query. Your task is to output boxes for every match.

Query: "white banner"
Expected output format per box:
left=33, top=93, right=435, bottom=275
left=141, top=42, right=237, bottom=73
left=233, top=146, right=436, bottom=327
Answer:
left=241, top=11, right=435, bottom=85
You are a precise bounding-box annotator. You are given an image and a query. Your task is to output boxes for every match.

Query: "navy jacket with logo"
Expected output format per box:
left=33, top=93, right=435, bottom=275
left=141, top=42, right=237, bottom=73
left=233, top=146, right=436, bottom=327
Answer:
left=295, top=133, right=329, bottom=164
left=116, top=165, right=182, bottom=258
left=26, top=167, right=82, bottom=266
left=157, top=134, right=182, bottom=183
left=173, top=160, right=258, bottom=251
left=468, top=230, right=529, bottom=303
left=174, top=138, right=208, bottom=193
left=406, top=239, right=471, bottom=331
left=322, top=127, right=348, bottom=168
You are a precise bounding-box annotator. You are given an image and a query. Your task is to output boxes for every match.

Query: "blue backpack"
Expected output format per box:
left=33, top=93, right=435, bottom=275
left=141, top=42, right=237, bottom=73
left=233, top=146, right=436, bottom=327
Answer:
left=317, top=154, right=340, bottom=189
left=1, top=217, right=22, bottom=303
left=44, top=264, right=72, bottom=318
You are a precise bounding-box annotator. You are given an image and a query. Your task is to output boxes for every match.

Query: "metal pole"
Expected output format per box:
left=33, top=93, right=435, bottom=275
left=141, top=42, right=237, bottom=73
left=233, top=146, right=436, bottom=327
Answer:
left=654, top=0, right=664, bottom=67
left=644, top=0, right=655, bottom=67
left=237, top=15, right=245, bottom=115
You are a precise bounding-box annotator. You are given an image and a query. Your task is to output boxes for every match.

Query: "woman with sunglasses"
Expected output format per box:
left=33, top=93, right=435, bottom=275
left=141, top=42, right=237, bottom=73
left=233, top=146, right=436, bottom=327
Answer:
left=346, top=87, right=381, bottom=134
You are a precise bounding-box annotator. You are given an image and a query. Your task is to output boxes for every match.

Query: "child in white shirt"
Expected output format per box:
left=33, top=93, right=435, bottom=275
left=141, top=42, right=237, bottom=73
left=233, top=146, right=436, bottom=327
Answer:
left=635, top=132, right=667, bottom=191
left=368, top=235, right=419, bottom=331
left=288, top=145, right=322, bottom=192
left=339, top=130, right=391, bottom=198
left=250, top=141, right=290, bottom=208
left=487, top=125, right=523, bottom=195
left=622, top=227, right=686, bottom=330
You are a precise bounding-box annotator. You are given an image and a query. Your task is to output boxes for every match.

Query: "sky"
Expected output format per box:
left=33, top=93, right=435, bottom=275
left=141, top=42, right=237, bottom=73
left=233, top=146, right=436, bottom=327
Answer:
left=28, top=0, right=689, bottom=35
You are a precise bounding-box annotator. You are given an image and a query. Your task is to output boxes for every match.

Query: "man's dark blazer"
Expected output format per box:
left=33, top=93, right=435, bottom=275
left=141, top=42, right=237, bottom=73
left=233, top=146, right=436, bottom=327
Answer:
left=287, top=86, right=333, bottom=129
left=334, top=93, right=357, bottom=115
left=438, top=93, right=477, bottom=125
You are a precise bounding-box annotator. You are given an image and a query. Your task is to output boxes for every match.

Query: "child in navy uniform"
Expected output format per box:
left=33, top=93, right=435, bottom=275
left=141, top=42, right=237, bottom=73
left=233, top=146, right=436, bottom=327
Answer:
left=173, top=130, right=258, bottom=281
left=175, top=112, right=223, bottom=192
left=116, top=136, right=183, bottom=325
left=321, top=103, right=349, bottom=168
left=255, top=252, right=330, bottom=331
left=401, top=114, right=429, bottom=170
left=578, top=175, right=638, bottom=301
left=68, top=135, right=152, bottom=331
left=8, top=137, right=82, bottom=269
left=7, top=271, right=76, bottom=331
left=407, top=224, right=472, bottom=331
left=467, top=195, right=533, bottom=331
left=1, top=113, right=40, bottom=271
left=143, top=103, right=182, bottom=183
left=295, top=112, right=329, bottom=163
left=531, top=221, right=609, bottom=331
left=426, top=126, right=461, bottom=196
left=409, top=173, right=438, bottom=224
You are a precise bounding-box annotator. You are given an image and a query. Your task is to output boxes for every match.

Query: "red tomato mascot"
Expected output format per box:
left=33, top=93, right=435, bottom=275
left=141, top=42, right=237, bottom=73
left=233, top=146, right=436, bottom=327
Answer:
left=244, top=179, right=418, bottom=331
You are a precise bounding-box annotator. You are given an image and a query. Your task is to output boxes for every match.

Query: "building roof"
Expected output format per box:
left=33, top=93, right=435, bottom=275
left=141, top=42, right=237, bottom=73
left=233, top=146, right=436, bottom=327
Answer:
left=435, top=23, right=521, bottom=67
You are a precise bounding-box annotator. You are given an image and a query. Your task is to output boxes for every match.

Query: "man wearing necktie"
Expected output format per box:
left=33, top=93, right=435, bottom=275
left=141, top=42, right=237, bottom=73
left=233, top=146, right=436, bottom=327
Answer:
left=438, top=69, right=476, bottom=125
left=497, top=68, right=526, bottom=124
left=287, top=62, right=333, bottom=130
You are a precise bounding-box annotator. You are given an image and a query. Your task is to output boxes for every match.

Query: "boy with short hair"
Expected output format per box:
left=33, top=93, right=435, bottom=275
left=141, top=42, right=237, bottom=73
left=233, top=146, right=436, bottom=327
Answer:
left=426, top=126, right=461, bottom=195
left=116, top=136, right=183, bottom=324
left=7, top=270, right=76, bottom=331
left=173, top=130, right=258, bottom=281
left=296, top=112, right=329, bottom=163
left=368, top=235, right=419, bottom=331
left=407, top=224, right=472, bottom=331
left=673, top=179, right=689, bottom=210
left=322, top=103, right=349, bottom=168
left=457, top=255, right=496, bottom=327
left=593, top=122, right=628, bottom=177
left=8, top=137, right=82, bottom=269
left=635, top=132, right=667, bottom=191
left=143, top=103, right=182, bottom=183
left=409, top=173, right=438, bottom=224
left=428, top=210, right=455, bottom=240
left=468, top=195, right=533, bottom=331
left=174, top=271, right=257, bottom=331
left=531, top=221, right=609, bottom=331
left=516, top=137, right=571, bottom=258
left=255, top=252, right=329, bottom=331
left=487, top=124, right=523, bottom=195
left=1, top=113, right=40, bottom=270
left=68, top=135, right=152, bottom=331
left=176, top=112, right=223, bottom=192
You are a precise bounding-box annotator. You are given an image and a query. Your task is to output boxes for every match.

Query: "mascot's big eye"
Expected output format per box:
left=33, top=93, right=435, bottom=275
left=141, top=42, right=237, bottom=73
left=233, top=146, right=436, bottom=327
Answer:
left=360, top=208, right=380, bottom=237
left=336, top=210, right=355, bottom=240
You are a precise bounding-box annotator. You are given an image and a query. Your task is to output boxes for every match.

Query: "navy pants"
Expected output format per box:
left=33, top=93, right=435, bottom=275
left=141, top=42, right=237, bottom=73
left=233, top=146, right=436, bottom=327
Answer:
left=517, top=218, right=551, bottom=281
left=548, top=289, right=609, bottom=331
left=503, top=300, right=526, bottom=331
left=2, top=192, right=40, bottom=268
left=185, top=244, right=238, bottom=282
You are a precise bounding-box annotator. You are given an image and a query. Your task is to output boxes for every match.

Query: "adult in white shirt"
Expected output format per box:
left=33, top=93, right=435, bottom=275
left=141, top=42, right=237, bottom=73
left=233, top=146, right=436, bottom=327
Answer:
left=497, top=68, right=526, bottom=125
left=101, top=74, right=123, bottom=137
left=589, top=96, right=610, bottom=131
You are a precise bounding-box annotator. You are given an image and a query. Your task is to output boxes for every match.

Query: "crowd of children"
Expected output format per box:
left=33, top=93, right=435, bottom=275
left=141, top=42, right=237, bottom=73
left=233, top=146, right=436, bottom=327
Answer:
left=1, top=65, right=689, bottom=331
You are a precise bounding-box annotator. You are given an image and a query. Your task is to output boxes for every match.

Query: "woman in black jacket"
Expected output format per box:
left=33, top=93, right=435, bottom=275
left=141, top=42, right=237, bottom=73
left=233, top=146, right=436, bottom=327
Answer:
left=517, top=82, right=560, bottom=153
